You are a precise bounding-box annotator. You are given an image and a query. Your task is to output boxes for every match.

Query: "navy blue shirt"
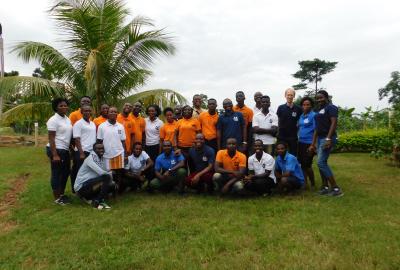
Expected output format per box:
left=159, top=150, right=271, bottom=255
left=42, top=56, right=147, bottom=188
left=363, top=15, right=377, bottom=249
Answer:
left=217, top=111, right=244, bottom=147
left=276, top=103, right=302, bottom=139
left=188, top=145, right=215, bottom=172
left=298, top=111, right=316, bottom=144
left=315, top=104, right=338, bottom=137
left=155, top=151, right=185, bottom=172
left=275, top=152, right=304, bottom=184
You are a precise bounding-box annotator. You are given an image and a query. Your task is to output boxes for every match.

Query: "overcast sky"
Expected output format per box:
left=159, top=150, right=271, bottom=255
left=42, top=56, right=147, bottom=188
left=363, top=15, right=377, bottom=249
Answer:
left=1, top=0, right=400, bottom=112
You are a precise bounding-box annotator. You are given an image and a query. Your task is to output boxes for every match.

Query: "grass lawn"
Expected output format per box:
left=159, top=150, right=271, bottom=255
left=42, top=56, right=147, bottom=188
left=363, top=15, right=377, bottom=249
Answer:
left=0, top=147, right=399, bottom=269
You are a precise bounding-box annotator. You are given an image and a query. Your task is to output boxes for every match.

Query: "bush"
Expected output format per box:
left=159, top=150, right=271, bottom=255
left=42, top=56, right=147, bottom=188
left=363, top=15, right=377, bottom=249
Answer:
left=335, top=129, right=396, bottom=153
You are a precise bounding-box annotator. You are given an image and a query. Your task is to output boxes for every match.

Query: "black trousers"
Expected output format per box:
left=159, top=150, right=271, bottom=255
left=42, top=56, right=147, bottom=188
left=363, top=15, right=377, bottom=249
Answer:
left=144, top=144, right=160, bottom=180
left=71, top=150, right=90, bottom=192
left=46, top=147, right=70, bottom=194
left=244, top=177, right=276, bottom=195
left=77, top=174, right=113, bottom=202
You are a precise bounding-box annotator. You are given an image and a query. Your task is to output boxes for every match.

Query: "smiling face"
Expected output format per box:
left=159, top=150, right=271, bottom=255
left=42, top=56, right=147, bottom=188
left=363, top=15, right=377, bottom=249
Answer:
left=236, top=92, right=245, bottom=105
left=302, top=99, right=312, bottom=113
left=276, top=143, right=287, bottom=157
left=57, top=101, right=69, bottom=116
left=193, top=95, right=202, bottom=108
left=222, top=99, right=233, bottom=112
left=207, top=99, right=217, bottom=112
left=80, top=97, right=91, bottom=107
left=100, top=104, right=109, bottom=117
left=253, top=140, right=263, bottom=154
left=226, top=138, right=237, bottom=153
left=254, top=92, right=263, bottom=104
left=133, top=102, right=142, bottom=115
left=108, top=107, right=118, bottom=121
left=162, top=140, right=173, bottom=155
left=81, top=105, right=92, bottom=120
left=133, top=143, right=142, bottom=157
left=122, top=103, right=133, bottom=115
left=261, top=97, right=270, bottom=111
left=147, top=107, right=156, bottom=119
left=94, top=143, right=105, bottom=158
left=316, top=93, right=327, bottom=107
left=194, top=133, right=205, bottom=149
left=183, top=106, right=193, bottom=119
left=165, top=110, right=174, bottom=123
left=285, top=89, right=295, bottom=104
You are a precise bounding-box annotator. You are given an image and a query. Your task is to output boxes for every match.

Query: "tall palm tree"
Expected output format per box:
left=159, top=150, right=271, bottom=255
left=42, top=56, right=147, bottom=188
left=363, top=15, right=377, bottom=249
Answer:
left=0, top=0, right=176, bottom=119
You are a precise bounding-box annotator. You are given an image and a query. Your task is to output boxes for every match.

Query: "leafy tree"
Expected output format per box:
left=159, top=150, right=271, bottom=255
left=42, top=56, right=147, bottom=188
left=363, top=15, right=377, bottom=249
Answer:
left=4, top=71, right=19, bottom=77
left=292, top=58, right=338, bottom=97
left=379, top=71, right=400, bottom=108
left=0, top=0, right=176, bottom=116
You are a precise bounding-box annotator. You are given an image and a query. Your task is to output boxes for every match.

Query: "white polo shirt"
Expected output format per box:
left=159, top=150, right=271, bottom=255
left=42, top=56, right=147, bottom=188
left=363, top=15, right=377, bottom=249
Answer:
left=97, top=121, right=126, bottom=159
left=252, top=111, right=278, bottom=145
left=145, top=117, right=164, bottom=146
left=73, top=118, right=97, bottom=152
left=127, top=151, right=150, bottom=173
left=46, top=113, right=72, bottom=150
left=248, top=152, right=276, bottom=183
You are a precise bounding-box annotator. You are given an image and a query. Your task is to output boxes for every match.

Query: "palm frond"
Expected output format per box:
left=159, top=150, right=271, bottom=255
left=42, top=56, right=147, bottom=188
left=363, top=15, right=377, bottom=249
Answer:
left=123, top=89, right=187, bottom=110
left=0, top=76, right=65, bottom=98
left=1, top=102, right=53, bottom=125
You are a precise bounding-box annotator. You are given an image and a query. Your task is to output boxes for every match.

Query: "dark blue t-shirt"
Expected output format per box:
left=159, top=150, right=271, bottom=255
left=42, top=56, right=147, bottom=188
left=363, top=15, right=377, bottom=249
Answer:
left=188, top=145, right=215, bottom=172
left=217, top=111, right=244, bottom=147
left=315, top=104, right=338, bottom=137
left=277, top=104, right=302, bottom=139
left=298, top=111, right=316, bottom=144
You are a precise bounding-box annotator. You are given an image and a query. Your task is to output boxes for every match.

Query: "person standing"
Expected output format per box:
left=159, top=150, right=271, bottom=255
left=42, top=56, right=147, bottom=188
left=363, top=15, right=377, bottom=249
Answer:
left=93, top=104, right=109, bottom=129
left=176, top=105, right=201, bottom=156
left=131, top=102, right=146, bottom=144
left=46, top=98, right=73, bottom=205
left=69, top=96, right=91, bottom=125
left=310, top=90, right=343, bottom=197
left=144, top=104, right=164, bottom=163
left=71, top=105, right=96, bottom=192
left=217, top=99, right=247, bottom=152
left=233, top=91, right=254, bottom=152
left=198, top=98, right=219, bottom=152
left=74, top=143, right=114, bottom=210
left=159, top=107, right=178, bottom=151
left=252, top=95, right=278, bottom=155
left=192, top=94, right=204, bottom=118
left=253, top=91, right=263, bottom=115
left=298, top=97, right=317, bottom=190
left=276, top=87, right=302, bottom=156
left=173, top=105, right=183, bottom=121
left=117, top=103, right=135, bottom=155
left=97, top=107, right=127, bottom=189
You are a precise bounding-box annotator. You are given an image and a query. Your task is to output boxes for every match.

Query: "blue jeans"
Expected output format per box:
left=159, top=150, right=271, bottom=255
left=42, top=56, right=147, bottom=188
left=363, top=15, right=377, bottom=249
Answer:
left=317, top=137, right=336, bottom=179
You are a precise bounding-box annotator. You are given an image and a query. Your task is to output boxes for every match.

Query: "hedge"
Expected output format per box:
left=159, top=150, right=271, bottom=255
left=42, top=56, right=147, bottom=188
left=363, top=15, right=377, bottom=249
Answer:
left=335, top=129, right=396, bottom=153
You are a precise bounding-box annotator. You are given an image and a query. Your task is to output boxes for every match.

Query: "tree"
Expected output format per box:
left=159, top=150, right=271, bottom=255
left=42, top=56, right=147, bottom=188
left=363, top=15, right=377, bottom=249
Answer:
left=379, top=71, right=400, bottom=108
left=292, top=58, right=338, bottom=97
left=0, top=0, right=176, bottom=115
left=4, top=71, right=19, bottom=77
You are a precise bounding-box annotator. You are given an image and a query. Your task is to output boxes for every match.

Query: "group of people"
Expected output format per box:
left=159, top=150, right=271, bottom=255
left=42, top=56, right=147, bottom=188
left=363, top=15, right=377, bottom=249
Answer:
left=46, top=88, right=343, bottom=210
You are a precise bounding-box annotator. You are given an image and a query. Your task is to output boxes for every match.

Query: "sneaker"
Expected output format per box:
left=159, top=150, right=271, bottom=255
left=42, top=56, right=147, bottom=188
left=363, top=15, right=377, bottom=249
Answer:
left=54, top=198, right=67, bottom=206
left=99, top=202, right=111, bottom=209
left=60, top=195, right=71, bottom=204
left=329, top=187, right=344, bottom=197
left=318, top=186, right=330, bottom=195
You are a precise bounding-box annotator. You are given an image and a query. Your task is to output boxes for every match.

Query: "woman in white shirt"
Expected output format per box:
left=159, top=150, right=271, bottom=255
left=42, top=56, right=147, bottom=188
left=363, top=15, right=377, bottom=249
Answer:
left=144, top=104, right=164, bottom=163
left=46, top=98, right=73, bottom=205
left=71, top=105, right=96, bottom=192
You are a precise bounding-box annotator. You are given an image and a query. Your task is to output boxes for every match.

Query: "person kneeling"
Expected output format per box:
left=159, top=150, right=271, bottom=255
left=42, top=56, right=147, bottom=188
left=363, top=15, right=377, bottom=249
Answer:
left=244, top=139, right=277, bottom=196
left=213, top=138, right=246, bottom=195
left=124, top=142, right=153, bottom=191
left=149, top=141, right=187, bottom=193
left=74, top=143, right=114, bottom=209
left=274, top=142, right=304, bottom=194
left=186, top=133, right=215, bottom=193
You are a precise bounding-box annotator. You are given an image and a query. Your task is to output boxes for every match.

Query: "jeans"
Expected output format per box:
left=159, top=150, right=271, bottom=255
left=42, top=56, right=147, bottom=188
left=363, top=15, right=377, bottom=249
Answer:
left=71, top=151, right=90, bottom=192
left=150, top=168, right=187, bottom=192
left=46, top=147, right=70, bottom=194
left=77, top=174, right=113, bottom=202
left=317, top=137, right=336, bottom=178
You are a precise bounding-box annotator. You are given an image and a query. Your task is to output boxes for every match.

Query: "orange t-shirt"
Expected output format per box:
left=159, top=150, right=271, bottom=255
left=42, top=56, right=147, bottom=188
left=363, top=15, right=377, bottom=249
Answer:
left=93, top=116, right=107, bottom=129
left=131, top=114, right=146, bottom=143
left=198, top=111, right=218, bottom=140
left=69, top=110, right=83, bottom=126
left=160, top=121, right=178, bottom=146
left=117, top=113, right=135, bottom=153
left=216, top=149, right=246, bottom=171
left=233, top=105, right=254, bottom=127
left=176, top=118, right=201, bottom=147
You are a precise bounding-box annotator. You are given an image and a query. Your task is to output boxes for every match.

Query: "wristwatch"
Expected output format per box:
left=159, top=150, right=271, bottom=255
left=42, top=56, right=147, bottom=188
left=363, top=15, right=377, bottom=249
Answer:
left=325, top=138, right=331, bottom=141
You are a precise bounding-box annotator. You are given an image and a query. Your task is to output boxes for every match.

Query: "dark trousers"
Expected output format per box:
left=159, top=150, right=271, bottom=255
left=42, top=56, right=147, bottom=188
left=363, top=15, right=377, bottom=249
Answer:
left=205, top=139, right=218, bottom=153
left=145, top=144, right=160, bottom=180
left=71, top=151, right=90, bottom=192
left=244, top=177, right=276, bottom=195
left=46, top=147, right=70, bottom=194
left=278, top=137, right=298, bottom=157
left=77, top=174, right=113, bottom=202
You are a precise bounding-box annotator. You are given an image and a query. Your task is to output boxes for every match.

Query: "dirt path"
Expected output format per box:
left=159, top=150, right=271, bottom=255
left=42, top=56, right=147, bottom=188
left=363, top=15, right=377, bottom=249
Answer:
left=0, top=173, right=30, bottom=234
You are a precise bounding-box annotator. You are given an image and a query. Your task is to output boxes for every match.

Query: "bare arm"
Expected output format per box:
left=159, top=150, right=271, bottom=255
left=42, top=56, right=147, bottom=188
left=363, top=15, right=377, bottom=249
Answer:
left=48, top=131, right=59, bottom=161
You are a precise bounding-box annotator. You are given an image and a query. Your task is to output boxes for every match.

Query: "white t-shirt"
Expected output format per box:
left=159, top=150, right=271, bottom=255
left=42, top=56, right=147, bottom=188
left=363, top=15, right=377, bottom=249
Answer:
left=252, top=111, right=278, bottom=145
left=248, top=152, right=276, bottom=183
left=127, top=151, right=150, bottom=173
left=145, top=117, right=164, bottom=146
left=73, top=118, right=96, bottom=152
left=97, top=121, right=126, bottom=159
left=46, top=113, right=72, bottom=150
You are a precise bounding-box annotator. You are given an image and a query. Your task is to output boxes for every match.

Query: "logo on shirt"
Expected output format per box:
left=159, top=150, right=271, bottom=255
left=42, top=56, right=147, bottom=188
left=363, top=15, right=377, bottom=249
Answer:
left=233, top=116, right=238, bottom=122
left=270, top=119, right=273, bottom=123
left=202, top=156, right=208, bottom=162
left=118, top=130, right=122, bottom=134
left=319, top=109, right=325, bottom=114
left=262, top=164, right=266, bottom=168
left=171, top=159, right=176, bottom=165
left=304, top=118, right=309, bottom=124
left=292, top=112, right=297, bottom=117
left=156, top=126, right=160, bottom=131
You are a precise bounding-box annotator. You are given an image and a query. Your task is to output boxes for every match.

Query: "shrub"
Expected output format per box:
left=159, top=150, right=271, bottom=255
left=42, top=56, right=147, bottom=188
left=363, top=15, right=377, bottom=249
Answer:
left=335, top=129, right=396, bottom=153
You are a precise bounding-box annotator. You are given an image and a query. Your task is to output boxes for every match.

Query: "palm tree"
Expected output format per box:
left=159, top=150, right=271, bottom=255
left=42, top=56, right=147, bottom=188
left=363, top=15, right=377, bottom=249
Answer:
left=0, top=0, right=177, bottom=122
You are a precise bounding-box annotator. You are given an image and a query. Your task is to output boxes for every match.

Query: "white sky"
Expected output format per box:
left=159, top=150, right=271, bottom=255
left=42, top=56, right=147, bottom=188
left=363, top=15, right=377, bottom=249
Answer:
left=1, top=0, right=400, bottom=112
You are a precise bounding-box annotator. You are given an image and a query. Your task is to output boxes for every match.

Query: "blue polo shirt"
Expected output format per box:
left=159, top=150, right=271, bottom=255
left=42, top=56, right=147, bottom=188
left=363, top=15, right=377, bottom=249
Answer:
left=154, top=151, right=185, bottom=172
left=275, top=152, right=304, bottom=184
left=276, top=103, right=302, bottom=139
left=315, top=104, right=338, bottom=138
left=188, top=145, right=215, bottom=172
left=298, top=111, right=316, bottom=144
left=217, top=111, right=244, bottom=147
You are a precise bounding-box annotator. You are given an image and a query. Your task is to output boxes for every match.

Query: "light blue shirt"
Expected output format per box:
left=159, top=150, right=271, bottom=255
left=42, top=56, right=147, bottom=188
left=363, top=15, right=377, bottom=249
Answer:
left=298, top=111, right=316, bottom=144
left=275, top=152, right=304, bottom=184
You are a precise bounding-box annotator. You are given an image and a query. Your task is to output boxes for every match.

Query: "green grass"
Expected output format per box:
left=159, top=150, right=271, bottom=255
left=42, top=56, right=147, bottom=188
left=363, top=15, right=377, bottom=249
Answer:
left=0, top=147, right=400, bottom=269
